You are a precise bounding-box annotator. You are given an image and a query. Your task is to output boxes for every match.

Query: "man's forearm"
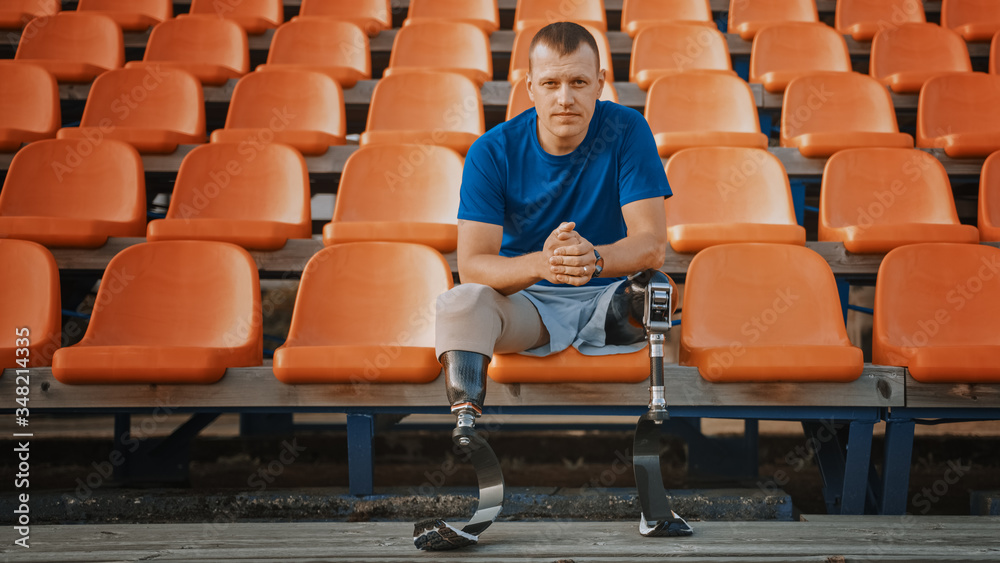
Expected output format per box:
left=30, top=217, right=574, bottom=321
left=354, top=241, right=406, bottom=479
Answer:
left=595, top=231, right=667, bottom=279
left=459, top=252, right=546, bottom=296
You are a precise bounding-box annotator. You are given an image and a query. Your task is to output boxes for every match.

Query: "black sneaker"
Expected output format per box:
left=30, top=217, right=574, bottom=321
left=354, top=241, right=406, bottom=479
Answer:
left=413, top=518, right=479, bottom=551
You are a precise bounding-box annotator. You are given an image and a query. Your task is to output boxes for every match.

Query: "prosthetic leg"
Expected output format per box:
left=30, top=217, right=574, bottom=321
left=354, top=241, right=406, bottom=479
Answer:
left=413, top=352, right=505, bottom=551
left=633, top=276, right=694, bottom=537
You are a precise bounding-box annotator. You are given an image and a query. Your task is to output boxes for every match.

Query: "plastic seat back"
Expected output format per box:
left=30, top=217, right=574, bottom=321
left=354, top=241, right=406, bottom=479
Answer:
left=781, top=72, right=913, bottom=157
left=645, top=71, right=769, bottom=157
left=0, top=139, right=145, bottom=247
left=874, top=243, right=1000, bottom=382
left=188, top=0, right=282, bottom=33
left=0, top=61, right=60, bottom=150
left=297, top=0, right=391, bottom=36
left=14, top=12, right=123, bottom=82
left=513, top=0, right=606, bottom=33
left=509, top=21, right=612, bottom=84
left=664, top=147, right=805, bottom=252
left=323, top=144, right=462, bottom=252
left=147, top=143, right=311, bottom=250
left=273, top=242, right=453, bottom=383
left=917, top=73, right=1000, bottom=158
left=835, top=0, right=925, bottom=41
left=506, top=76, right=617, bottom=120
left=405, top=0, right=499, bottom=34
left=870, top=23, right=972, bottom=93
left=0, top=240, right=60, bottom=368
left=941, top=0, right=1000, bottom=42
left=210, top=69, right=345, bottom=154
left=57, top=67, right=205, bottom=153
left=76, top=0, right=171, bottom=31
left=681, top=243, right=864, bottom=382
left=750, top=22, right=851, bottom=93
left=360, top=71, right=484, bottom=156
left=630, top=22, right=733, bottom=90
left=52, top=240, right=262, bottom=384
left=993, top=30, right=1000, bottom=75
left=728, top=0, right=818, bottom=40
left=257, top=19, right=370, bottom=88
left=980, top=150, right=1000, bottom=241
left=1, top=0, right=59, bottom=29
left=820, top=148, right=979, bottom=253
left=621, top=0, right=713, bottom=38
left=384, top=21, right=492, bottom=87
left=124, top=16, right=248, bottom=86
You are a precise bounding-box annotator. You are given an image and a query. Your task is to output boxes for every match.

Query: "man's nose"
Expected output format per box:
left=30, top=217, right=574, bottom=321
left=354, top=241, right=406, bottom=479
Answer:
left=557, top=84, right=573, bottom=106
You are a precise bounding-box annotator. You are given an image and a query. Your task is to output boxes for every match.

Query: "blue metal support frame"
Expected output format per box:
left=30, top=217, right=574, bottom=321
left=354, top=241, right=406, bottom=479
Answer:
left=836, top=278, right=851, bottom=322
left=346, top=413, right=375, bottom=496
left=879, top=407, right=1000, bottom=515
left=790, top=180, right=806, bottom=226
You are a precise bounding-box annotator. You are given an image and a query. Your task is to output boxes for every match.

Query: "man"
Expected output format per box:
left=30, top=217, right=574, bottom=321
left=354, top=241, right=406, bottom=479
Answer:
left=416, top=22, right=692, bottom=550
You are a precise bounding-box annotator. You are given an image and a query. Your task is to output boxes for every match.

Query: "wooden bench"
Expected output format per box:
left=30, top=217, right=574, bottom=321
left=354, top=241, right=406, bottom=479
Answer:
left=0, top=363, right=903, bottom=515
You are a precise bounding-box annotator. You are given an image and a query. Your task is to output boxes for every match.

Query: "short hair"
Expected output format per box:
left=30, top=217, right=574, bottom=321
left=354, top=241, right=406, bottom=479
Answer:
left=528, top=22, right=600, bottom=73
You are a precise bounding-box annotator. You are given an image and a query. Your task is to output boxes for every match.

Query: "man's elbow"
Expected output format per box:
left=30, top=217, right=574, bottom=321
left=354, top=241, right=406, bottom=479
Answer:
left=644, top=232, right=668, bottom=271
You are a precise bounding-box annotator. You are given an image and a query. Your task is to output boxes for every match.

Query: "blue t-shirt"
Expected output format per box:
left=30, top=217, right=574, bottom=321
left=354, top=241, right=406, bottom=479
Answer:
left=458, top=100, right=672, bottom=286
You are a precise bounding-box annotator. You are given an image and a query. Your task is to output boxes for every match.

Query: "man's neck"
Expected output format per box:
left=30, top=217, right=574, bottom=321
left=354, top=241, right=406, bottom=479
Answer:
left=536, top=127, right=587, bottom=156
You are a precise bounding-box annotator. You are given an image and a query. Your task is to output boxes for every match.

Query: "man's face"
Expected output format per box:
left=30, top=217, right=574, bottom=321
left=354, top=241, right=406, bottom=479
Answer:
left=526, top=42, right=605, bottom=154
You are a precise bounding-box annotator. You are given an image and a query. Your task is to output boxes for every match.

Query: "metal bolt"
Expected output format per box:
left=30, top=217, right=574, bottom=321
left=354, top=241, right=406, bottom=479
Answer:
left=458, top=436, right=471, bottom=446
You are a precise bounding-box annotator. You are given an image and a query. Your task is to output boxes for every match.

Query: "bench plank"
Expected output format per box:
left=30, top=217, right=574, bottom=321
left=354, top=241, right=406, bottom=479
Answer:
left=903, top=374, right=1000, bottom=409
left=0, top=365, right=903, bottom=410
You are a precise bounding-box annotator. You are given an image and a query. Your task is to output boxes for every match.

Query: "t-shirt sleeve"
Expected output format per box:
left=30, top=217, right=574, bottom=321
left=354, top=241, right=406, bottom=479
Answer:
left=616, top=107, right=672, bottom=207
left=457, top=135, right=506, bottom=226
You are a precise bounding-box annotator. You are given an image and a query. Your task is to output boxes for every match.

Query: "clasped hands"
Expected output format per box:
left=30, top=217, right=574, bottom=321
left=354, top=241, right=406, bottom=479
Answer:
left=542, top=222, right=597, bottom=286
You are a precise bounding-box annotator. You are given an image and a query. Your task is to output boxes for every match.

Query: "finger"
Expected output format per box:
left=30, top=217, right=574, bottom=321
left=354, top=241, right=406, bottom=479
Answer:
left=549, top=254, right=588, bottom=267
left=555, top=273, right=589, bottom=286
left=553, top=243, right=590, bottom=257
left=550, top=264, right=591, bottom=277
left=557, top=221, right=576, bottom=232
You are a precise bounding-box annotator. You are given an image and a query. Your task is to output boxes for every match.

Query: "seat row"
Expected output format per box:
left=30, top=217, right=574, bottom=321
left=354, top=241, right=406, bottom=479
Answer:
left=4, top=236, right=997, bottom=386
left=3, top=137, right=998, bottom=251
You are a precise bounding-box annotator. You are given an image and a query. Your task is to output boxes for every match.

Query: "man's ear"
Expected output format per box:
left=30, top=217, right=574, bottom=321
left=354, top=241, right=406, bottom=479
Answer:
left=525, top=73, right=535, bottom=103
left=597, top=68, right=606, bottom=96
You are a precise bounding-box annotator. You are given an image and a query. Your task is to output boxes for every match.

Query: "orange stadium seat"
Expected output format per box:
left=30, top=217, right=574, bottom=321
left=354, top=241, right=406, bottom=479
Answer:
left=256, top=19, right=370, bottom=88
left=980, top=150, right=1000, bottom=241
left=404, top=0, right=499, bottom=34
left=360, top=71, right=483, bottom=156
left=917, top=73, right=1000, bottom=158
left=0, top=61, right=60, bottom=151
left=781, top=72, right=913, bottom=157
left=52, top=241, right=262, bottom=384
left=297, top=0, right=391, bottom=37
left=323, top=144, right=462, bottom=252
left=188, top=0, right=281, bottom=34
left=664, top=147, right=805, bottom=253
left=870, top=23, right=972, bottom=94
left=621, top=0, right=713, bottom=38
left=13, top=12, right=123, bottom=82
left=941, top=0, right=1000, bottom=42
left=630, top=22, right=733, bottom=90
left=645, top=71, right=769, bottom=157
left=509, top=21, right=612, bottom=84
left=273, top=242, right=452, bottom=384
left=513, top=0, right=606, bottom=34
left=489, top=276, right=679, bottom=383
left=147, top=143, right=311, bottom=250
left=76, top=0, right=171, bottom=31
left=681, top=243, right=864, bottom=382
left=383, top=21, right=492, bottom=87
left=0, top=139, right=145, bottom=247
left=506, top=76, right=617, bottom=120
left=210, top=69, right=345, bottom=154
left=728, top=0, right=818, bottom=41
left=750, top=22, right=851, bottom=93
left=835, top=0, right=925, bottom=41
left=57, top=67, right=205, bottom=153
left=124, top=16, right=249, bottom=86
left=993, top=31, right=1000, bottom=75
left=0, top=240, right=60, bottom=369
left=819, top=148, right=979, bottom=253
left=0, top=0, right=59, bottom=29
left=874, top=243, right=1000, bottom=382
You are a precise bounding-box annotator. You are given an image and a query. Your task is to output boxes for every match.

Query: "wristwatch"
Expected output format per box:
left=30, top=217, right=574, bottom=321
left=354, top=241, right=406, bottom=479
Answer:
left=592, top=249, right=604, bottom=278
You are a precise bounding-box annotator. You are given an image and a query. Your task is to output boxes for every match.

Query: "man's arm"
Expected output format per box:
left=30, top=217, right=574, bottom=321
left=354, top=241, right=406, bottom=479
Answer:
left=457, top=220, right=584, bottom=296
left=547, top=197, right=668, bottom=284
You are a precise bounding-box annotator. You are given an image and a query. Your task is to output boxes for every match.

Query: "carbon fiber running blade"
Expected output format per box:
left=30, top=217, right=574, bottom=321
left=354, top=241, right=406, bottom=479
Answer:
left=413, top=429, right=504, bottom=551
left=633, top=411, right=673, bottom=522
